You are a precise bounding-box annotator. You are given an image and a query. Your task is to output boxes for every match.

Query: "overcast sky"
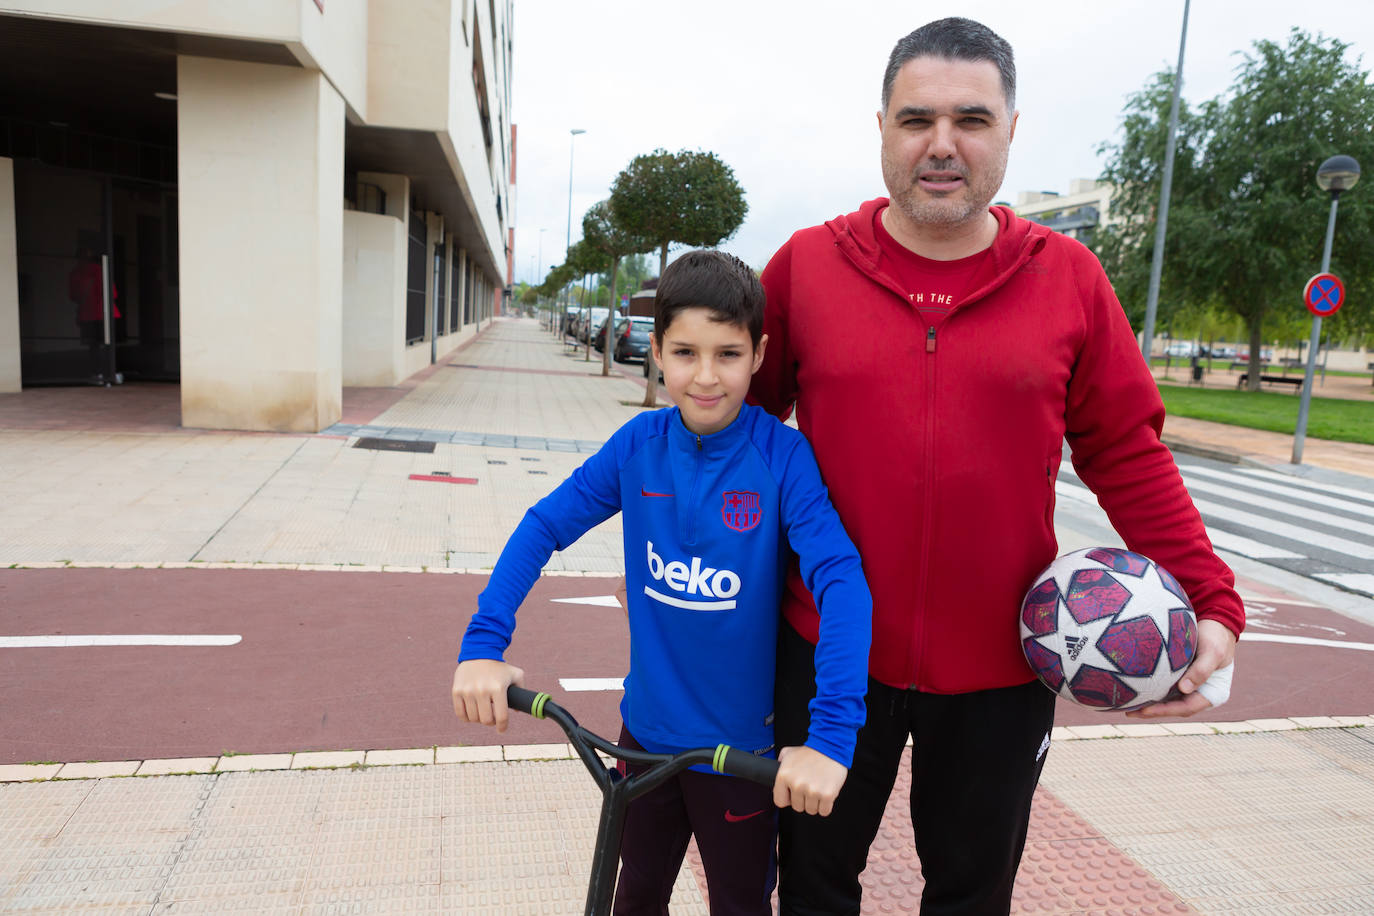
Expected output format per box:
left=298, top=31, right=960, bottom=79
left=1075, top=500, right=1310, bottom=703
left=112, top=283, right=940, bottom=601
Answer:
left=508, top=0, right=1374, bottom=283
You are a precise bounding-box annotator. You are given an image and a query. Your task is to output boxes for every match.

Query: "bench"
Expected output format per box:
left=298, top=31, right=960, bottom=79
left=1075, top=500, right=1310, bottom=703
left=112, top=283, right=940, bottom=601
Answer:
left=1236, top=373, right=1303, bottom=392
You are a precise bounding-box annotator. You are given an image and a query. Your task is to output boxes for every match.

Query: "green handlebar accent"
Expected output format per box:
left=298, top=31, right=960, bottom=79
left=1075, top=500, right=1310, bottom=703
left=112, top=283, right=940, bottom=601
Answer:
left=531, top=692, right=551, bottom=719
left=712, top=744, right=730, bottom=773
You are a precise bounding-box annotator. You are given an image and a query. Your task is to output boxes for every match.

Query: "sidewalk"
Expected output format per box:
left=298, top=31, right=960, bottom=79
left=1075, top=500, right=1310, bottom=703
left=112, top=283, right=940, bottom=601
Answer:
left=1151, top=359, right=1374, bottom=481
left=1, top=317, right=1372, bottom=914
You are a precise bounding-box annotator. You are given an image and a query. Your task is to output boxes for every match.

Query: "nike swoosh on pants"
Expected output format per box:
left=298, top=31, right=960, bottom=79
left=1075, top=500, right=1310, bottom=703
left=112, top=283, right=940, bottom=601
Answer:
left=724, top=809, right=765, bottom=823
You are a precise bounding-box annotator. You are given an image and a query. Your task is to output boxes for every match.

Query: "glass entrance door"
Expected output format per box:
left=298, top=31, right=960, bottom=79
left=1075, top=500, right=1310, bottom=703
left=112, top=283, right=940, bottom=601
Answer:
left=109, top=181, right=179, bottom=380
left=14, top=161, right=109, bottom=385
left=14, top=161, right=179, bottom=385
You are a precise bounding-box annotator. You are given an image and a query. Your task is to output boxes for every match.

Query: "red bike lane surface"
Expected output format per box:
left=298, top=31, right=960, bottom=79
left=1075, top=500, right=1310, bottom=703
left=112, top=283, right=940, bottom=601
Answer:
left=2, top=567, right=1371, bottom=764
left=0, top=567, right=630, bottom=765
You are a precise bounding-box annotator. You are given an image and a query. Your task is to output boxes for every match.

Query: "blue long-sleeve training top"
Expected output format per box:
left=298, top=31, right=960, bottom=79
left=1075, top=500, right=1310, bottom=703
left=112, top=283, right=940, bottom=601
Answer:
left=459, top=403, right=872, bottom=767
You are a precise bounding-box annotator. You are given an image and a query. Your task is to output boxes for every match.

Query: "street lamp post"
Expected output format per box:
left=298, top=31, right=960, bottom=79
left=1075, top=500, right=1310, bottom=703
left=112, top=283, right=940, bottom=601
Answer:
left=1292, top=154, right=1360, bottom=464
left=536, top=227, right=550, bottom=334
left=565, top=129, right=586, bottom=315
left=1140, top=0, right=1190, bottom=362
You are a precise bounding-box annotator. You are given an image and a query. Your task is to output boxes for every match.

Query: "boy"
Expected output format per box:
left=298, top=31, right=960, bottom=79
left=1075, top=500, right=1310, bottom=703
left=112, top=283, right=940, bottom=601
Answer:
left=452, top=250, right=871, bottom=915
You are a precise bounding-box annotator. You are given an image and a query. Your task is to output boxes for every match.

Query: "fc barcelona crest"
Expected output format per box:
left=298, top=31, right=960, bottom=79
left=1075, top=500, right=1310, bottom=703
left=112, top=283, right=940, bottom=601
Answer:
left=722, top=490, right=762, bottom=532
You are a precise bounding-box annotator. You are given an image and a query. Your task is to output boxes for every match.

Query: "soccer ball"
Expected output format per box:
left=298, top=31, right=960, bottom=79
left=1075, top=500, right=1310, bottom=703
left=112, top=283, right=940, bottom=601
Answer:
left=1020, top=546, right=1198, bottom=710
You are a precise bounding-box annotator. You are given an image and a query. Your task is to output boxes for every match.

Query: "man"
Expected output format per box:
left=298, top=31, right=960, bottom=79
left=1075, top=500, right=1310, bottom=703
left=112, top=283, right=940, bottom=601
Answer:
left=749, top=17, right=1244, bottom=915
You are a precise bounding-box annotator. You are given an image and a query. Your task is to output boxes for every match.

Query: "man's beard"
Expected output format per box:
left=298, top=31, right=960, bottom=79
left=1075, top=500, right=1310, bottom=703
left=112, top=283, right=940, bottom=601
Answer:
left=882, top=155, right=1006, bottom=228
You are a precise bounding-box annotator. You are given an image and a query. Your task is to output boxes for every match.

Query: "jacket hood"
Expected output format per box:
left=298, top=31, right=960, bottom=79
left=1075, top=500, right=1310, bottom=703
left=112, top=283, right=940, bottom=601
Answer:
left=825, top=198, right=1052, bottom=309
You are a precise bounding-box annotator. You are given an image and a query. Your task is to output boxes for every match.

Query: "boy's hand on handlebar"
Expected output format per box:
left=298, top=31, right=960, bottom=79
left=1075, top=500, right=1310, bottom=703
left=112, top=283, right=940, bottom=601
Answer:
left=451, top=660, right=525, bottom=733
left=774, top=745, right=847, bottom=817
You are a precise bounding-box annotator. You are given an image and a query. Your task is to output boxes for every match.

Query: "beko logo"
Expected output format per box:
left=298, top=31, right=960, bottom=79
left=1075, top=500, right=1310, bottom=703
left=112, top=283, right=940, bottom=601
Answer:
left=644, top=541, right=741, bottom=610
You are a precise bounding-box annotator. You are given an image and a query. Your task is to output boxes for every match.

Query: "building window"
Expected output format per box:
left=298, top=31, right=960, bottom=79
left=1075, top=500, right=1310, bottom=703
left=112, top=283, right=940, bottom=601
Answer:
left=406, top=213, right=427, bottom=344
left=471, top=27, right=493, bottom=150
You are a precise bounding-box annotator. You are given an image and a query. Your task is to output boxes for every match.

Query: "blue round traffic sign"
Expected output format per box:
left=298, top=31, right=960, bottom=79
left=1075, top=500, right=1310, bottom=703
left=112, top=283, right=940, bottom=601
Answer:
left=1303, top=273, right=1344, bottom=317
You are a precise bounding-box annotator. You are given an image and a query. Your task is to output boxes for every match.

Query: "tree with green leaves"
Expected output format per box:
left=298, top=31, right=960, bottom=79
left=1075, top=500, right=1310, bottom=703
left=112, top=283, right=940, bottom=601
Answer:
left=1095, top=29, right=1374, bottom=388
left=610, top=148, right=748, bottom=405
left=564, top=239, right=612, bottom=361
left=583, top=200, right=652, bottom=376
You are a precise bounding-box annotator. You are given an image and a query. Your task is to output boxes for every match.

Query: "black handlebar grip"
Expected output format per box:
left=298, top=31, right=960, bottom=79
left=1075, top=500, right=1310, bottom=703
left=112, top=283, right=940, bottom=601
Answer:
left=506, top=685, right=549, bottom=718
left=713, top=745, right=781, bottom=788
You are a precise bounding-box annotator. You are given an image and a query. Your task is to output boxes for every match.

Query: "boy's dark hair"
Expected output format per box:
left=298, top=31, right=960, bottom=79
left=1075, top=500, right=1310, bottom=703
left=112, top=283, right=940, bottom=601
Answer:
left=654, top=249, right=765, bottom=348
left=882, top=17, right=1016, bottom=114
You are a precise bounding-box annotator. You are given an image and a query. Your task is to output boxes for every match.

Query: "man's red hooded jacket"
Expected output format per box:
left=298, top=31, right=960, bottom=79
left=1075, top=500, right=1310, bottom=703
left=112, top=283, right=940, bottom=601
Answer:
left=750, top=199, right=1245, bottom=693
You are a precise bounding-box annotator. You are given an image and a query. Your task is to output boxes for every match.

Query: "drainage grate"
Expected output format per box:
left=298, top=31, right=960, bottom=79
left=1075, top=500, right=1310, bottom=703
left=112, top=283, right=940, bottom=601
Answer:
left=354, top=437, right=436, bottom=453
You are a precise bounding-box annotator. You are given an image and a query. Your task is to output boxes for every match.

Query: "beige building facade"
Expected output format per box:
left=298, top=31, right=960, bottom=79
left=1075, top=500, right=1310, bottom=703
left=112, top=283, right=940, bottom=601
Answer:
left=0, top=0, right=515, bottom=431
left=1012, top=178, right=1115, bottom=245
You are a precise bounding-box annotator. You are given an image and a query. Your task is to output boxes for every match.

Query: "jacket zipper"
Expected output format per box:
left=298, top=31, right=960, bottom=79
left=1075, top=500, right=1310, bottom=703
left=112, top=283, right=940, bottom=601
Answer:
left=909, top=322, right=938, bottom=688
left=687, top=434, right=703, bottom=545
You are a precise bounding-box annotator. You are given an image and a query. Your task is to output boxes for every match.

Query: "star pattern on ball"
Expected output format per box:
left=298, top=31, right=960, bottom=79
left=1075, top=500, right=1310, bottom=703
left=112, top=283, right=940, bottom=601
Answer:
left=1020, top=547, right=1197, bottom=710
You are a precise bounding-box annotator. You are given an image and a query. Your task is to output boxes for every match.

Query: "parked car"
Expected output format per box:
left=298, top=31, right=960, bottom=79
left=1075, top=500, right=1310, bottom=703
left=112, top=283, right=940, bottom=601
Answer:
left=561, top=307, right=581, bottom=336
left=1164, top=341, right=1199, bottom=358
left=1210, top=345, right=1237, bottom=360
left=566, top=309, right=587, bottom=341
left=611, top=316, right=654, bottom=362
left=577, top=307, right=612, bottom=344
left=591, top=310, right=624, bottom=352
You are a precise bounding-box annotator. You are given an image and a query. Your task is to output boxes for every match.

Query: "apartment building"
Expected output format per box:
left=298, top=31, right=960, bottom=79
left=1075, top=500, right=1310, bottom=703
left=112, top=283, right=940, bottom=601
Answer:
left=0, top=0, right=515, bottom=431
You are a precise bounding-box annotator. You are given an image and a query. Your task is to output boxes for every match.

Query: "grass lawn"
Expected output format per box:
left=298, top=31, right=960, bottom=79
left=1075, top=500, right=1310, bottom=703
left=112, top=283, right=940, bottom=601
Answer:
left=1156, top=382, right=1374, bottom=445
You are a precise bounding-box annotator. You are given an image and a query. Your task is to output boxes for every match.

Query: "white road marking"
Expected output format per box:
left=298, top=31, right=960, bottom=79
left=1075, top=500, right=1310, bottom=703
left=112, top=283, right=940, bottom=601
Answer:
left=1237, top=593, right=1328, bottom=609
left=1242, top=632, right=1374, bottom=652
left=1207, top=529, right=1304, bottom=560
left=560, top=677, right=625, bottom=691
left=1180, top=474, right=1374, bottom=538
left=0, top=634, right=242, bottom=648
left=1184, top=466, right=1374, bottom=520
left=1312, top=573, right=1374, bottom=598
left=1054, top=481, right=1098, bottom=504
left=1233, top=467, right=1374, bottom=506
left=1057, top=479, right=1304, bottom=559
left=1187, top=495, right=1374, bottom=560
left=552, top=595, right=623, bottom=607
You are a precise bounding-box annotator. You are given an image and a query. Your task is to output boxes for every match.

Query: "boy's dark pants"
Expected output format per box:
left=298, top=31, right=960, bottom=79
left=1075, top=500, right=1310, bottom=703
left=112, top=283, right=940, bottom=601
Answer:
left=774, top=623, right=1055, bottom=916
left=613, top=727, right=777, bottom=915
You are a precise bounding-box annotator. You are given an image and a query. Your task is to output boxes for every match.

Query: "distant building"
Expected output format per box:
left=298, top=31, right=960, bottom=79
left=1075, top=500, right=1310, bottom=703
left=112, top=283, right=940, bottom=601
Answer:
left=1013, top=179, right=1114, bottom=246
left=0, top=1, right=515, bottom=432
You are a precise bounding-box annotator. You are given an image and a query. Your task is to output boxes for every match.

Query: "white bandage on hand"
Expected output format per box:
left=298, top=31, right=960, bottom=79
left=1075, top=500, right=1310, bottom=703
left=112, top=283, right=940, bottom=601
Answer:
left=1194, top=661, right=1234, bottom=708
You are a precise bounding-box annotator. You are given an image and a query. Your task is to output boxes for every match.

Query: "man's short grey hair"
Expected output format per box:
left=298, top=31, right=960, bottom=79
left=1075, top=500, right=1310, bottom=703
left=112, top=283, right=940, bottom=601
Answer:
left=881, top=17, right=1016, bottom=113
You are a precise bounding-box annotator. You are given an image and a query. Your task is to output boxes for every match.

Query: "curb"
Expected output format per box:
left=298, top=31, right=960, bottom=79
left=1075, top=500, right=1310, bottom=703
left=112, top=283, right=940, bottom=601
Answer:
left=1161, top=435, right=1243, bottom=464
left=3, top=716, right=1368, bottom=783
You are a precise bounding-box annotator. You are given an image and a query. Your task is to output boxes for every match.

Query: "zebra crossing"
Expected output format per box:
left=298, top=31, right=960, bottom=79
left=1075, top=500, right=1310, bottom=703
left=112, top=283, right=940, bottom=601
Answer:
left=1055, top=458, right=1374, bottom=599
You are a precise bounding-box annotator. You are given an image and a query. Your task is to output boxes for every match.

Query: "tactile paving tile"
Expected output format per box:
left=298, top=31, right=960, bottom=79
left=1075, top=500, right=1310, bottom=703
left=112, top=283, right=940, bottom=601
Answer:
left=1, top=775, right=215, bottom=912
left=439, top=759, right=708, bottom=914
left=196, top=768, right=328, bottom=827
left=1043, top=731, right=1374, bottom=911
left=312, top=763, right=447, bottom=822
left=157, top=822, right=318, bottom=906
left=836, top=747, right=1195, bottom=914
